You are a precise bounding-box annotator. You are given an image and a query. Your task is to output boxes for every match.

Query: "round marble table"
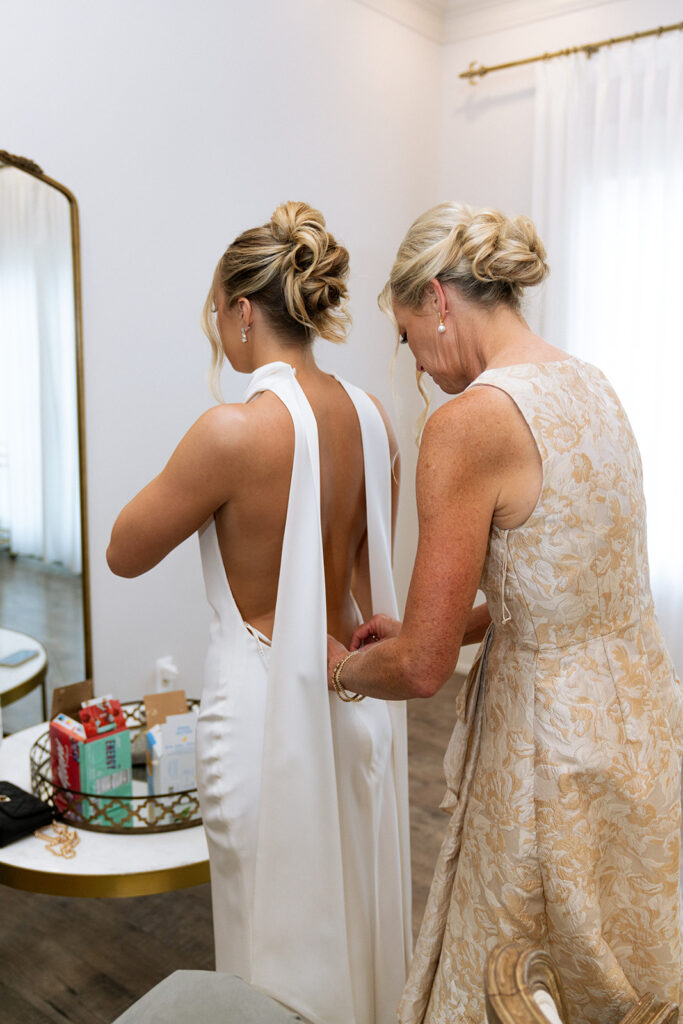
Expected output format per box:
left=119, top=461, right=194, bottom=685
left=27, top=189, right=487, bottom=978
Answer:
left=0, top=628, right=48, bottom=721
left=0, top=722, right=210, bottom=897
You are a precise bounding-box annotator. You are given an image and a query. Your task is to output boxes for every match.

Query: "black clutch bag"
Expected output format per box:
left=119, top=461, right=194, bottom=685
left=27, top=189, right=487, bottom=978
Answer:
left=0, top=780, right=54, bottom=847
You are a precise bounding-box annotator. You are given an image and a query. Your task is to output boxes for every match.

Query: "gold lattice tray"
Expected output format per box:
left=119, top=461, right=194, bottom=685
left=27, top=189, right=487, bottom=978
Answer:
left=29, top=699, right=202, bottom=834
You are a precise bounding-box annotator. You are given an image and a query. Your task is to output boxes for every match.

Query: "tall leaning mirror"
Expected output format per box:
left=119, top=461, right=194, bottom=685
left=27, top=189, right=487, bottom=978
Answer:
left=0, top=150, right=90, bottom=731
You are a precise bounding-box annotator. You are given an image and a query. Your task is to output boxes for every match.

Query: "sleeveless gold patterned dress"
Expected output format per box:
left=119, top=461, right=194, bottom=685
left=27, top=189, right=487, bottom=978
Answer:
left=399, top=357, right=683, bottom=1024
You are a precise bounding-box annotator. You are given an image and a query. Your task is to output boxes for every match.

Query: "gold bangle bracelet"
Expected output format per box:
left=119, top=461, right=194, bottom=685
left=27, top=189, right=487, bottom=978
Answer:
left=332, top=650, right=366, bottom=702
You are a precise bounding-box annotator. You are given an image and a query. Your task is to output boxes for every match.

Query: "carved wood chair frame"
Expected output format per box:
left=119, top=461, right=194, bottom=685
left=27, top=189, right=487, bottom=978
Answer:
left=485, top=943, right=678, bottom=1024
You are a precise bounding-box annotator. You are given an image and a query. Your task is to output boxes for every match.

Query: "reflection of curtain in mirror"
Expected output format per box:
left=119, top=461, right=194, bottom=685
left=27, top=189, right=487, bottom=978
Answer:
left=532, top=33, right=683, bottom=672
left=0, top=167, right=81, bottom=573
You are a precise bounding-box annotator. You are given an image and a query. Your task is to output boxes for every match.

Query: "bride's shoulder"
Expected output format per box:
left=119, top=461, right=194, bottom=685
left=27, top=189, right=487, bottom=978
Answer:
left=194, top=394, right=294, bottom=464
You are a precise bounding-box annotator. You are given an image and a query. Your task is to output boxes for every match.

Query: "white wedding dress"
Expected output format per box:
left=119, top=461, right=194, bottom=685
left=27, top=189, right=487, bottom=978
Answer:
left=195, top=361, right=412, bottom=1024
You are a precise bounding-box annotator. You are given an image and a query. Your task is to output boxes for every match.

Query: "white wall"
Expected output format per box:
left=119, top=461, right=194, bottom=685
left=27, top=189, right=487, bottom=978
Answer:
left=0, top=0, right=441, bottom=699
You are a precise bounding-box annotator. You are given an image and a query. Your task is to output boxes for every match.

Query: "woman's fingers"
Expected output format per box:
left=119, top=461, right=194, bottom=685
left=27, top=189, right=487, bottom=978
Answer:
left=350, top=622, right=377, bottom=651
left=350, top=615, right=401, bottom=651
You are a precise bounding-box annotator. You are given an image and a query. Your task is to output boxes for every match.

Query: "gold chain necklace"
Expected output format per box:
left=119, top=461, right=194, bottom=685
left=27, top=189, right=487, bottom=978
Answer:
left=34, top=822, right=80, bottom=859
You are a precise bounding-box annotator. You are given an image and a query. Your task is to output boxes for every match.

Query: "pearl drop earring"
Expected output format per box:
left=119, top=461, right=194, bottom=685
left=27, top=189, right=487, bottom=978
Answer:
left=437, top=313, right=446, bottom=334
left=241, top=326, right=248, bottom=344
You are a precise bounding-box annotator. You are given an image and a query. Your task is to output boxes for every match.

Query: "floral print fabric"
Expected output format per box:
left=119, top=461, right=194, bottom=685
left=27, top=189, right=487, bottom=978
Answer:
left=399, top=357, right=683, bottom=1024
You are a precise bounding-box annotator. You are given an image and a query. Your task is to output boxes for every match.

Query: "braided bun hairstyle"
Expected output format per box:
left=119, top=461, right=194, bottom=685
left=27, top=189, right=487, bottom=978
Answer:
left=381, top=201, right=549, bottom=314
left=202, top=201, right=350, bottom=394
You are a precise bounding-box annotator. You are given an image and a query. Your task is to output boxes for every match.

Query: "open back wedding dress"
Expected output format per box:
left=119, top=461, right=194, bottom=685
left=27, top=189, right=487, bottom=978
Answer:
left=196, top=361, right=412, bottom=1024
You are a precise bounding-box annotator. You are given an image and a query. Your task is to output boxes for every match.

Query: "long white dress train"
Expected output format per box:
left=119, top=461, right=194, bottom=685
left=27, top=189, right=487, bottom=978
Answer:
left=195, top=361, right=412, bottom=1024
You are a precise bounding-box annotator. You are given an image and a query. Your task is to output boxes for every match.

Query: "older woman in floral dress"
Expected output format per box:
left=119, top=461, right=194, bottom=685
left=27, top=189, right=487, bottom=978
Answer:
left=327, top=201, right=683, bottom=1024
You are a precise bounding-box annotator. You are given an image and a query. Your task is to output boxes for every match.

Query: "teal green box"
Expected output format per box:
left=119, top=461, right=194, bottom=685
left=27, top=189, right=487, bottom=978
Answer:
left=81, top=729, right=132, bottom=826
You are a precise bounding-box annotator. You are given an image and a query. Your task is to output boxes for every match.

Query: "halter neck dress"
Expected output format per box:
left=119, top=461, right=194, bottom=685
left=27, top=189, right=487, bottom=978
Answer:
left=399, top=357, right=683, bottom=1024
left=195, top=361, right=412, bottom=1024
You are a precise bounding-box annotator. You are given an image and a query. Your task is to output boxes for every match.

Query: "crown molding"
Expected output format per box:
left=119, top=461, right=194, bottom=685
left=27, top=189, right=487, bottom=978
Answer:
left=350, top=0, right=621, bottom=44
left=445, top=0, right=620, bottom=43
left=349, top=0, right=447, bottom=42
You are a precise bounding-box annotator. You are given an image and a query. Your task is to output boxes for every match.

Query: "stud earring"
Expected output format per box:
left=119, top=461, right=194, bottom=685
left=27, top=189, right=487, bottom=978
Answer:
left=437, top=314, right=446, bottom=335
left=241, top=326, right=248, bottom=344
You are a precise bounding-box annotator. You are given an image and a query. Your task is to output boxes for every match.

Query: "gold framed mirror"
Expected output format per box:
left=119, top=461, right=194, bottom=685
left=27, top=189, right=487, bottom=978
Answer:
left=0, top=150, right=91, bottom=727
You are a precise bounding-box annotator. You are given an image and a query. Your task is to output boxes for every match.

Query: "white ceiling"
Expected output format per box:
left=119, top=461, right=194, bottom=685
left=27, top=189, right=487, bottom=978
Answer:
left=353, top=0, right=619, bottom=42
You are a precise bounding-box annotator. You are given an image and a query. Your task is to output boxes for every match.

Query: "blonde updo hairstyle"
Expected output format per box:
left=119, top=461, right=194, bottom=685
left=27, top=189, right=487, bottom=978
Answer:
left=381, top=201, right=549, bottom=317
left=202, top=201, right=350, bottom=396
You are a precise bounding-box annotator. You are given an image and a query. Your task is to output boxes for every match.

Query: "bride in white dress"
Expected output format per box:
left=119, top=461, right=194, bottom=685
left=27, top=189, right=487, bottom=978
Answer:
left=107, top=201, right=411, bottom=1024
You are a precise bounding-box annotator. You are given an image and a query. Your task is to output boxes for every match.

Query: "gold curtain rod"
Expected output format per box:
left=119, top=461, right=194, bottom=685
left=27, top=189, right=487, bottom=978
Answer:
left=460, top=20, right=683, bottom=84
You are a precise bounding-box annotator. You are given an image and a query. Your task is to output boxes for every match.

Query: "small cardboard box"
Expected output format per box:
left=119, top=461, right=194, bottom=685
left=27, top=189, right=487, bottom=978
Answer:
left=144, top=690, right=196, bottom=797
left=51, top=679, right=94, bottom=720
left=49, top=690, right=132, bottom=825
left=146, top=712, right=197, bottom=795
left=79, top=698, right=132, bottom=824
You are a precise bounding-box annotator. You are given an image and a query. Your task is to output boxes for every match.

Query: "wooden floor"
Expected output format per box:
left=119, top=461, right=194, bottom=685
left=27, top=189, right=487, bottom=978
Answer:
left=0, top=551, right=84, bottom=733
left=0, top=656, right=463, bottom=1022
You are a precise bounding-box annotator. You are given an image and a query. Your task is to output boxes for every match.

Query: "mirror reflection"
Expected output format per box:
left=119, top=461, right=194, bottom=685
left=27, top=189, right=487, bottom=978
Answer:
left=0, top=153, right=89, bottom=731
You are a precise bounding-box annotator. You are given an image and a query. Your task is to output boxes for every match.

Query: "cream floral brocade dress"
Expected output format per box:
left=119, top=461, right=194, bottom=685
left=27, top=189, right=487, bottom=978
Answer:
left=399, top=357, right=683, bottom=1024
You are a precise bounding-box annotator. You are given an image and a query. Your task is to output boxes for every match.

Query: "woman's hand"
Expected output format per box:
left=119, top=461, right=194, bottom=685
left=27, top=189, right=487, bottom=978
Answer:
left=349, top=614, right=402, bottom=651
left=327, top=635, right=350, bottom=691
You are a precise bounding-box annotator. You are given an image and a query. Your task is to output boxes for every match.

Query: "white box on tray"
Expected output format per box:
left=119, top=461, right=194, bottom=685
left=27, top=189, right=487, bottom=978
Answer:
left=146, top=711, right=196, bottom=796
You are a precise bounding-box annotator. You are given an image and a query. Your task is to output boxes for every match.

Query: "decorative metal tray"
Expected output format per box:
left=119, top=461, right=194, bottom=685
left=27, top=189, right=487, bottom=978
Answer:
left=30, top=699, right=202, bottom=834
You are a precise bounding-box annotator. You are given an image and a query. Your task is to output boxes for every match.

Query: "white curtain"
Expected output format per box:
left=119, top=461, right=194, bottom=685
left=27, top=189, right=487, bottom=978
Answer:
left=532, top=32, right=683, bottom=672
left=0, top=167, right=81, bottom=573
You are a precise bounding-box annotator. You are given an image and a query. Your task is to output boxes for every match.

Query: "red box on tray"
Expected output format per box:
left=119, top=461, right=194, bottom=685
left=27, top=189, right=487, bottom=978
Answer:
left=49, top=697, right=132, bottom=821
left=50, top=713, right=87, bottom=813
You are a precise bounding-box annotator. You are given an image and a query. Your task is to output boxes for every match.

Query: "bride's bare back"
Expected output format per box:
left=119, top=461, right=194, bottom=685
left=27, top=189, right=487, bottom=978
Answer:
left=107, top=362, right=397, bottom=651
left=215, top=366, right=395, bottom=645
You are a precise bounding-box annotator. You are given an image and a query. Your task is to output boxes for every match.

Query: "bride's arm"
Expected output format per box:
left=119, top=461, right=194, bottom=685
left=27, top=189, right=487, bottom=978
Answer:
left=106, top=404, right=248, bottom=578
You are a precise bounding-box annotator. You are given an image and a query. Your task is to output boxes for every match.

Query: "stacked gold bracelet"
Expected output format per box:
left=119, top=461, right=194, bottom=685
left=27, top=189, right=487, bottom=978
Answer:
left=332, top=650, right=366, bottom=702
